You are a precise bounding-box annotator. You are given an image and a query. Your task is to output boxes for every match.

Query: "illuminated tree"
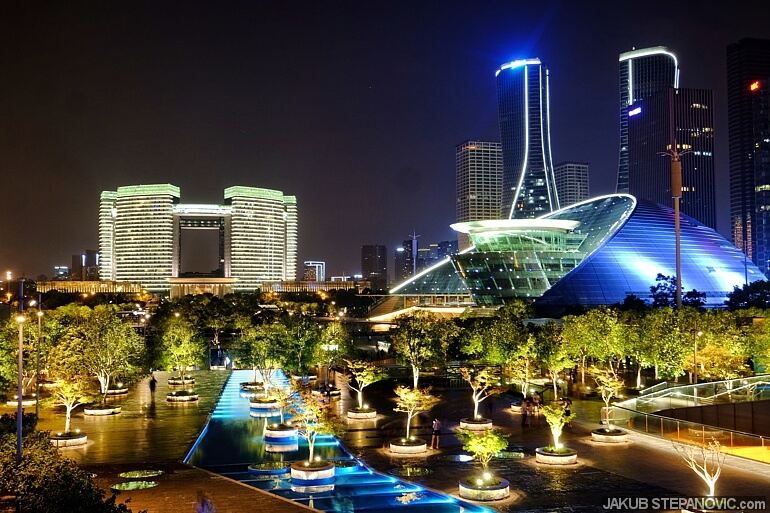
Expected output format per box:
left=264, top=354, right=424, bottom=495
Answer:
left=231, top=324, right=280, bottom=387
left=390, top=310, right=459, bottom=388
left=589, top=366, right=626, bottom=431
left=393, top=386, right=440, bottom=439
left=533, top=321, right=573, bottom=400
left=287, top=380, right=343, bottom=462
left=343, top=359, right=388, bottom=409
left=673, top=439, right=725, bottom=497
left=159, top=317, right=207, bottom=379
left=459, top=367, right=506, bottom=420
left=456, top=428, right=508, bottom=474
left=541, top=402, right=575, bottom=449
left=49, top=377, right=98, bottom=434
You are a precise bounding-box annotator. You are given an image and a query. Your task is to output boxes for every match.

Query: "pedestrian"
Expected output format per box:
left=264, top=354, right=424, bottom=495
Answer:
left=431, top=418, right=442, bottom=449
left=520, top=399, right=529, bottom=428
left=563, top=397, right=573, bottom=426
left=193, top=491, right=216, bottom=513
left=149, top=373, right=157, bottom=395
left=485, top=397, right=494, bottom=417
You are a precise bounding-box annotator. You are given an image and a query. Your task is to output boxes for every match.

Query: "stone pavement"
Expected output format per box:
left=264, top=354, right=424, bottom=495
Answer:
left=6, top=371, right=770, bottom=512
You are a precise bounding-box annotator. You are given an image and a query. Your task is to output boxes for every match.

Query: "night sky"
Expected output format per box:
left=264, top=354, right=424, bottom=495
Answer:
left=2, top=1, right=770, bottom=281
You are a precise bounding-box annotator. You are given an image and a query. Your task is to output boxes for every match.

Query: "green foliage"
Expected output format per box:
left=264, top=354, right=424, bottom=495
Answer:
left=393, top=385, right=440, bottom=439
left=0, top=431, right=143, bottom=513
left=230, top=324, right=281, bottom=385
left=277, top=315, right=322, bottom=375
left=390, top=310, right=460, bottom=387
left=541, top=402, right=576, bottom=449
left=0, top=412, right=37, bottom=436
left=459, top=367, right=506, bottom=419
left=456, top=428, right=508, bottom=471
left=344, top=359, right=388, bottom=409
left=158, top=317, right=207, bottom=378
left=725, top=280, right=770, bottom=311
left=287, top=380, right=345, bottom=461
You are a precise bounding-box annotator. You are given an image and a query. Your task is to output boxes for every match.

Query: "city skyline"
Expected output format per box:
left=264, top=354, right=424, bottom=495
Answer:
left=2, top=2, right=770, bottom=280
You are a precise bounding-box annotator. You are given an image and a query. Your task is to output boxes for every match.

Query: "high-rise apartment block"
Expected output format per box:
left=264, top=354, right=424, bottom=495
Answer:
left=496, top=59, right=558, bottom=219
left=554, top=162, right=589, bottom=208
left=727, top=38, right=770, bottom=265
left=455, top=140, right=503, bottom=250
left=618, top=47, right=679, bottom=193
left=99, top=184, right=297, bottom=293
left=628, top=88, right=716, bottom=229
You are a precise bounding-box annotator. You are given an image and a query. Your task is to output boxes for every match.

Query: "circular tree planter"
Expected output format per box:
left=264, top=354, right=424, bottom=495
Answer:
left=168, top=376, right=195, bottom=386
left=389, top=437, right=428, bottom=455
left=347, top=407, right=377, bottom=420
left=266, top=442, right=298, bottom=452
left=166, top=390, right=199, bottom=403
left=459, top=417, right=493, bottom=431
left=50, top=432, right=88, bottom=447
left=290, top=461, right=336, bottom=486
left=110, top=481, right=158, bottom=491
left=84, top=405, right=122, bottom=416
left=249, top=398, right=280, bottom=410
left=118, top=470, right=164, bottom=478
left=248, top=462, right=291, bottom=480
left=535, top=447, right=578, bottom=465
left=105, top=387, right=129, bottom=396
left=591, top=428, right=629, bottom=443
left=240, top=381, right=265, bottom=391
left=334, top=459, right=362, bottom=475
left=459, top=477, right=510, bottom=501
left=6, top=395, right=36, bottom=407
left=264, top=423, right=298, bottom=443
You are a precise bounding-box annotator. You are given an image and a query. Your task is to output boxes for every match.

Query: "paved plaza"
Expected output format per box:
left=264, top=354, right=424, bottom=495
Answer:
left=6, top=370, right=770, bottom=512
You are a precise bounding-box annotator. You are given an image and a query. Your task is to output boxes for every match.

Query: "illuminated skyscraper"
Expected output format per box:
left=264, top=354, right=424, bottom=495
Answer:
left=455, top=140, right=502, bottom=250
left=751, top=77, right=770, bottom=275
left=99, top=184, right=297, bottom=293
left=496, top=58, right=558, bottom=218
left=618, top=47, right=679, bottom=193
left=627, top=87, right=716, bottom=229
left=361, top=244, right=388, bottom=289
left=727, top=38, right=770, bottom=265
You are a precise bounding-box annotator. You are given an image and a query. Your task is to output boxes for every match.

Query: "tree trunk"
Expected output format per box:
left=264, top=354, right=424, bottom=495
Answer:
left=412, top=366, right=419, bottom=389
left=65, top=405, right=73, bottom=433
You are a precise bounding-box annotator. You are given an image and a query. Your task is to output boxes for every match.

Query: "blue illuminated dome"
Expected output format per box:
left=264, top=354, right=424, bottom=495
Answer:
left=387, top=195, right=763, bottom=316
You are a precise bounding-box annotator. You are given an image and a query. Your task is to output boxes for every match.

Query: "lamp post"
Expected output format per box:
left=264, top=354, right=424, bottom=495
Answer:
left=36, top=306, right=43, bottom=418
left=692, top=328, right=703, bottom=385
left=16, top=313, right=25, bottom=463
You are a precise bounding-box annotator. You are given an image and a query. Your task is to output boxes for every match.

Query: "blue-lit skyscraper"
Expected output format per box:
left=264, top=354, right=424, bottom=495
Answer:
left=618, top=47, right=679, bottom=193
left=496, top=59, right=558, bottom=219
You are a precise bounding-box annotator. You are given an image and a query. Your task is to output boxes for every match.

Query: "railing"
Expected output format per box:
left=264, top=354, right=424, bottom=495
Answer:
left=638, top=380, right=674, bottom=396
left=609, top=405, right=770, bottom=464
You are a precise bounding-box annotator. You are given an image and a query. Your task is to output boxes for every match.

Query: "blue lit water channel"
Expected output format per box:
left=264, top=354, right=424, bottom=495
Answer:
left=185, top=370, right=493, bottom=513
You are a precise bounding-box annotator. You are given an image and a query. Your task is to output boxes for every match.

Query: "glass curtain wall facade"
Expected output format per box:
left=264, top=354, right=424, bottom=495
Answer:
left=496, top=59, right=558, bottom=219
left=98, top=190, right=117, bottom=281
left=751, top=78, right=770, bottom=275
left=618, top=47, right=679, bottom=193
left=628, top=87, right=716, bottom=229
left=455, top=140, right=503, bottom=250
left=727, top=38, right=770, bottom=266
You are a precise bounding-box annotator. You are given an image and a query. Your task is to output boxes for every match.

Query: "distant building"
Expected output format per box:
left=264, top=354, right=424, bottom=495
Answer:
left=751, top=77, right=770, bottom=275
left=455, top=140, right=502, bottom=250
left=361, top=245, right=388, bottom=290
left=554, top=162, right=590, bottom=207
left=71, top=250, right=99, bottom=281
left=618, top=46, right=680, bottom=193
left=496, top=59, right=558, bottom=219
left=727, top=38, right=770, bottom=265
left=627, top=87, right=716, bottom=229
left=394, top=247, right=409, bottom=283
left=53, top=266, right=70, bottom=280
left=303, top=261, right=326, bottom=282
left=99, top=184, right=297, bottom=294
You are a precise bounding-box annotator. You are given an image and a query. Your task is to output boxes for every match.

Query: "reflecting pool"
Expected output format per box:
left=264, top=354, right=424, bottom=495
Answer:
left=186, top=370, right=493, bottom=513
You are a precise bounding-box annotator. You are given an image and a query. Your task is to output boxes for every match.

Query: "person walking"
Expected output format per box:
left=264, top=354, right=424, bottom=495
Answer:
left=149, top=373, right=157, bottom=396
left=430, top=418, right=442, bottom=449
left=521, top=399, right=529, bottom=428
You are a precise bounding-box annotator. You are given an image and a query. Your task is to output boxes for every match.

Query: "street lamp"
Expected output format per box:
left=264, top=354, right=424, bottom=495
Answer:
left=16, top=313, right=25, bottom=463
left=36, top=307, right=43, bottom=418
left=692, top=328, right=703, bottom=385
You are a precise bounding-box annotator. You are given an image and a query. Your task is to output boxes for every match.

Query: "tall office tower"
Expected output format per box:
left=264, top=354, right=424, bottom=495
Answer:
left=554, top=162, right=590, bottom=207
left=751, top=78, right=770, bottom=275
left=455, top=140, right=503, bottom=250
left=618, top=47, right=680, bottom=193
left=437, top=240, right=458, bottom=259
left=496, top=59, right=558, bottom=219
left=628, top=88, right=716, bottom=228
left=727, top=38, right=770, bottom=263
left=361, top=245, right=388, bottom=289
left=98, top=190, right=117, bottom=280
left=303, top=261, right=326, bottom=282
left=394, top=239, right=415, bottom=282
left=108, top=184, right=179, bottom=291
left=226, top=186, right=298, bottom=292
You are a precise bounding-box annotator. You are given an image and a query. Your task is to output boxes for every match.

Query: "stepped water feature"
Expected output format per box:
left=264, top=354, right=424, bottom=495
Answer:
left=186, top=370, right=493, bottom=512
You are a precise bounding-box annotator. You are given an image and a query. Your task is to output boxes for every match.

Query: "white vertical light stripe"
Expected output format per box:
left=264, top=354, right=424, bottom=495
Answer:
left=510, top=64, right=530, bottom=219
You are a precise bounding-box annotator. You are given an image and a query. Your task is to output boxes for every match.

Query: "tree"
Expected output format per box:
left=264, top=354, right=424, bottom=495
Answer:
left=650, top=274, right=707, bottom=308
left=390, top=310, right=459, bottom=388
left=725, top=280, right=770, bottom=310
left=541, top=402, right=576, bottom=449
left=343, top=359, right=388, bottom=410
left=159, top=317, right=207, bottom=379
left=316, top=321, right=352, bottom=387
left=456, top=428, right=508, bottom=475
left=287, top=380, right=343, bottom=462
left=533, top=321, right=573, bottom=400
left=673, top=439, right=725, bottom=497
left=230, top=324, right=280, bottom=387
left=49, top=377, right=99, bottom=434
left=393, top=386, right=440, bottom=439
left=0, top=431, right=142, bottom=513
left=589, top=367, right=626, bottom=431
left=459, top=367, right=506, bottom=420
left=277, top=315, right=321, bottom=376
left=485, top=301, right=533, bottom=387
